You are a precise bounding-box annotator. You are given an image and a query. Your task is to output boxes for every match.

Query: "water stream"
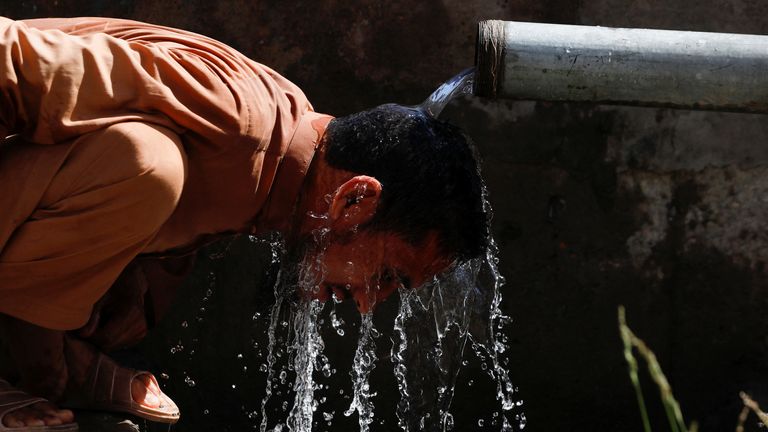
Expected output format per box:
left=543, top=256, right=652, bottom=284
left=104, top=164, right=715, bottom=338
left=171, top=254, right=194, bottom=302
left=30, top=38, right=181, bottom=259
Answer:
left=343, top=313, right=378, bottom=430
left=255, top=233, right=523, bottom=431
left=418, top=68, right=476, bottom=119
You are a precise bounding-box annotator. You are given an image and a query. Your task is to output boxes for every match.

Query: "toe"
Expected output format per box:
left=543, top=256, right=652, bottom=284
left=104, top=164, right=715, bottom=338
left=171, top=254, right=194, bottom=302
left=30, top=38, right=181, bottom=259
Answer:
left=17, top=408, right=46, bottom=427
left=42, top=414, right=64, bottom=426
left=132, top=375, right=160, bottom=408
left=0, top=396, right=76, bottom=428
left=2, top=412, right=24, bottom=428
left=56, top=408, right=75, bottom=423
left=31, top=403, right=69, bottom=426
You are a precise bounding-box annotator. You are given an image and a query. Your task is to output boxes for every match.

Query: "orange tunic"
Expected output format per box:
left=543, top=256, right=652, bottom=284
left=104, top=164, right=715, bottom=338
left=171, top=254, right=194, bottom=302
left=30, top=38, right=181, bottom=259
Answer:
left=0, top=17, right=331, bottom=330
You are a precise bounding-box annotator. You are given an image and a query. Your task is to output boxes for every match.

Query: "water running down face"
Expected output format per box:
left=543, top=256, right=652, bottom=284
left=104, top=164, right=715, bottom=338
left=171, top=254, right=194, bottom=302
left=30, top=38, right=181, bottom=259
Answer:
left=291, top=160, right=453, bottom=313
left=308, top=229, right=451, bottom=313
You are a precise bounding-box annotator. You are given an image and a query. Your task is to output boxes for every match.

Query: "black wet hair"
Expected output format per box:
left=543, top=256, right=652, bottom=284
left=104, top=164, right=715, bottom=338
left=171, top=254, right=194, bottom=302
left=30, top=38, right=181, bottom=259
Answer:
left=322, top=104, right=489, bottom=261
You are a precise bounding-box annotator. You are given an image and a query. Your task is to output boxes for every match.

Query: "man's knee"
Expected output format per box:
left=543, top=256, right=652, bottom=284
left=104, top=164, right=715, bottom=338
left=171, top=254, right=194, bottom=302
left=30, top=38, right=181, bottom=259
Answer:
left=104, top=122, right=187, bottom=218
left=54, top=122, right=188, bottom=230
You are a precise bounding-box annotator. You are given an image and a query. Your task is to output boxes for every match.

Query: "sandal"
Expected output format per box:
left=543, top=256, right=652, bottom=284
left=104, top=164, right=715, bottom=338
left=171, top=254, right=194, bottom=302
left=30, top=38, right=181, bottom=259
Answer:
left=0, top=379, right=78, bottom=431
left=61, top=339, right=179, bottom=424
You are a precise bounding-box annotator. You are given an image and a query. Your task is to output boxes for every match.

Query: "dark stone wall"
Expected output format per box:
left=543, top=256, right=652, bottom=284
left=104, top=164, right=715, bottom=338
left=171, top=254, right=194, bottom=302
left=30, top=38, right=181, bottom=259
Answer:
left=2, top=0, right=768, bottom=431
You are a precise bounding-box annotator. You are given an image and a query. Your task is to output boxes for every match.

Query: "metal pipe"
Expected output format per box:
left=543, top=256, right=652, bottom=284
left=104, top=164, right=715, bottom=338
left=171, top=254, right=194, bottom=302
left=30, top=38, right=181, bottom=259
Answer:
left=475, top=20, right=768, bottom=113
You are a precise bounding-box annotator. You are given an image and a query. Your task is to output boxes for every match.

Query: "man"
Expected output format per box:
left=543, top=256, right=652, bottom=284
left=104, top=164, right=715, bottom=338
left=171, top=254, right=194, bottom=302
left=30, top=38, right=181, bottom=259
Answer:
left=0, top=17, right=488, bottom=430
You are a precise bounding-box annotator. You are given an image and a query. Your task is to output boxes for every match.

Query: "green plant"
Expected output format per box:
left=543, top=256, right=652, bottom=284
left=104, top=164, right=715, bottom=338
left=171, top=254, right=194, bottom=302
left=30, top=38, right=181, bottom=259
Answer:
left=618, top=306, right=697, bottom=432
left=619, top=306, right=768, bottom=432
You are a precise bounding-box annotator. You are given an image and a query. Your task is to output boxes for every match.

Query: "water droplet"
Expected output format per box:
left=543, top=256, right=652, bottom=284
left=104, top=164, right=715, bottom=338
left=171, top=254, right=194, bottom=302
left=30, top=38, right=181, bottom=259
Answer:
left=478, top=419, right=485, bottom=427
left=181, top=320, right=188, bottom=328
left=185, top=376, right=196, bottom=387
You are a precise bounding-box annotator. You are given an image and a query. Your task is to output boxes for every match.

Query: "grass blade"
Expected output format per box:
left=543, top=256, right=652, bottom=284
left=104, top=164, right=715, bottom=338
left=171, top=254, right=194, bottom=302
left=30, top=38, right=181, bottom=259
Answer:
left=619, top=306, right=688, bottom=432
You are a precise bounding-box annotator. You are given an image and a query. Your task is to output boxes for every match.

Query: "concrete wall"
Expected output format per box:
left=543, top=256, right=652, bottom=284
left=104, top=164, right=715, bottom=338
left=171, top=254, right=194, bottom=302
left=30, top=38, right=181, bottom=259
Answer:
left=2, top=0, right=768, bottom=430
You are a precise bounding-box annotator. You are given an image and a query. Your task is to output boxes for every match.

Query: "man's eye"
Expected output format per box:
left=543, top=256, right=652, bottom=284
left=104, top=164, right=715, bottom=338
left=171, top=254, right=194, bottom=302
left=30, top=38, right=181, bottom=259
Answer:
left=380, top=269, right=394, bottom=283
left=380, top=269, right=411, bottom=290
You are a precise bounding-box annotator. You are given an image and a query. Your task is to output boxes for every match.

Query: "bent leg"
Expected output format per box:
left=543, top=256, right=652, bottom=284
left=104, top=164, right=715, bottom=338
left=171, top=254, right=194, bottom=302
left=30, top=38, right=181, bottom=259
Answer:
left=0, top=122, right=186, bottom=428
left=0, top=121, right=187, bottom=330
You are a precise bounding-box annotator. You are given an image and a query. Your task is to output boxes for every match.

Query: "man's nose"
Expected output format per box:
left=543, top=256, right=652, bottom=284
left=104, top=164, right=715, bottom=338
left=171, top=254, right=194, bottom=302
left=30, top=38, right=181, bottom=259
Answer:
left=352, top=289, right=373, bottom=314
left=352, top=284, right=400, bottom=314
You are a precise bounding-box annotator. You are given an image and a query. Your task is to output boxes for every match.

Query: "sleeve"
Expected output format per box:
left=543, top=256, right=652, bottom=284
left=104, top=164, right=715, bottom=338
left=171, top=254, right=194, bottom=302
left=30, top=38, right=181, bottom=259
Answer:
left=0, top=16, right=249, bottom=145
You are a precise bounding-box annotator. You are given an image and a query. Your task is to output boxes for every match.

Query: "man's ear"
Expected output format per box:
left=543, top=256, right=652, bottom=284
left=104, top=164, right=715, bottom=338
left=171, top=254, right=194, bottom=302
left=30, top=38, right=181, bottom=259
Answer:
left=329, top=176, right=382, bottom=231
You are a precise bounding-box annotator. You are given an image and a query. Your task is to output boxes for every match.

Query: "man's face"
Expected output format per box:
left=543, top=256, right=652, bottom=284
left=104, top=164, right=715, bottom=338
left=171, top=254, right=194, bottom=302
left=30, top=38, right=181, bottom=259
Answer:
left=306, top=230, right=451, bottom=313
left=290, top=153, right=452, bottom=313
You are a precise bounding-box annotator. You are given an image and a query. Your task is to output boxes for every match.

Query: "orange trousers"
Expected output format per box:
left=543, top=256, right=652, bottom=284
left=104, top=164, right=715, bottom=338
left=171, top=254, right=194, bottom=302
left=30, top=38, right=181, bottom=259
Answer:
left=0, top=122, right=187, bottom=330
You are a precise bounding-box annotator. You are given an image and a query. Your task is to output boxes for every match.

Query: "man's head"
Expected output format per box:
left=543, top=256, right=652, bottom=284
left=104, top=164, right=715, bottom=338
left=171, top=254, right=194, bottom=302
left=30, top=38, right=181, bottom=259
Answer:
left=291, top=104, right=489, bottom=312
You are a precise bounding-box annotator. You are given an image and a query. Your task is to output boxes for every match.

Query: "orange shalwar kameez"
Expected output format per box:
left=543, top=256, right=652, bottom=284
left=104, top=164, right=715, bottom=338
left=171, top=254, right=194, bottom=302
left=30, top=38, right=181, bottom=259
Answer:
left=0, top=17, right=331, bottom=331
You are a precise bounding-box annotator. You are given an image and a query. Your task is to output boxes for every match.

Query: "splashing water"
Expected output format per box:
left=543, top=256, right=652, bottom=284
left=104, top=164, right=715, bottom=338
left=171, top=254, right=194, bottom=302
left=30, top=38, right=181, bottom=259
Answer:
left=259, top=239, right=289, bottom=432
left=469, top=237, right=523, bottom=430
left=418, top=68, right=475, bottom=118
left=390, top=245, right=526, bottom=432
left=286, top=299, right=324, bottom=431
left=250, top=70, right=522, bottom=431
left=344, top=313, right=378, bottom=431
left=259, top=227, right=330, bottom=432
left=285, top=227, right=330, bottom=431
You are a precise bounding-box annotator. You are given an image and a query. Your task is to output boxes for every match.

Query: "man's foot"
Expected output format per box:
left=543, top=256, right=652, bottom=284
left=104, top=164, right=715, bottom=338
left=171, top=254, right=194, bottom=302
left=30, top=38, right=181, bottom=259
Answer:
left=63, top=335, right=179, bottom=424
left=0, top=376, right=160, bottom=428
left=1, top=401, right=74, bottom=428
left=0, top=315, right=75, bottom=428
left=131, top=374, right=162, bottom=408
